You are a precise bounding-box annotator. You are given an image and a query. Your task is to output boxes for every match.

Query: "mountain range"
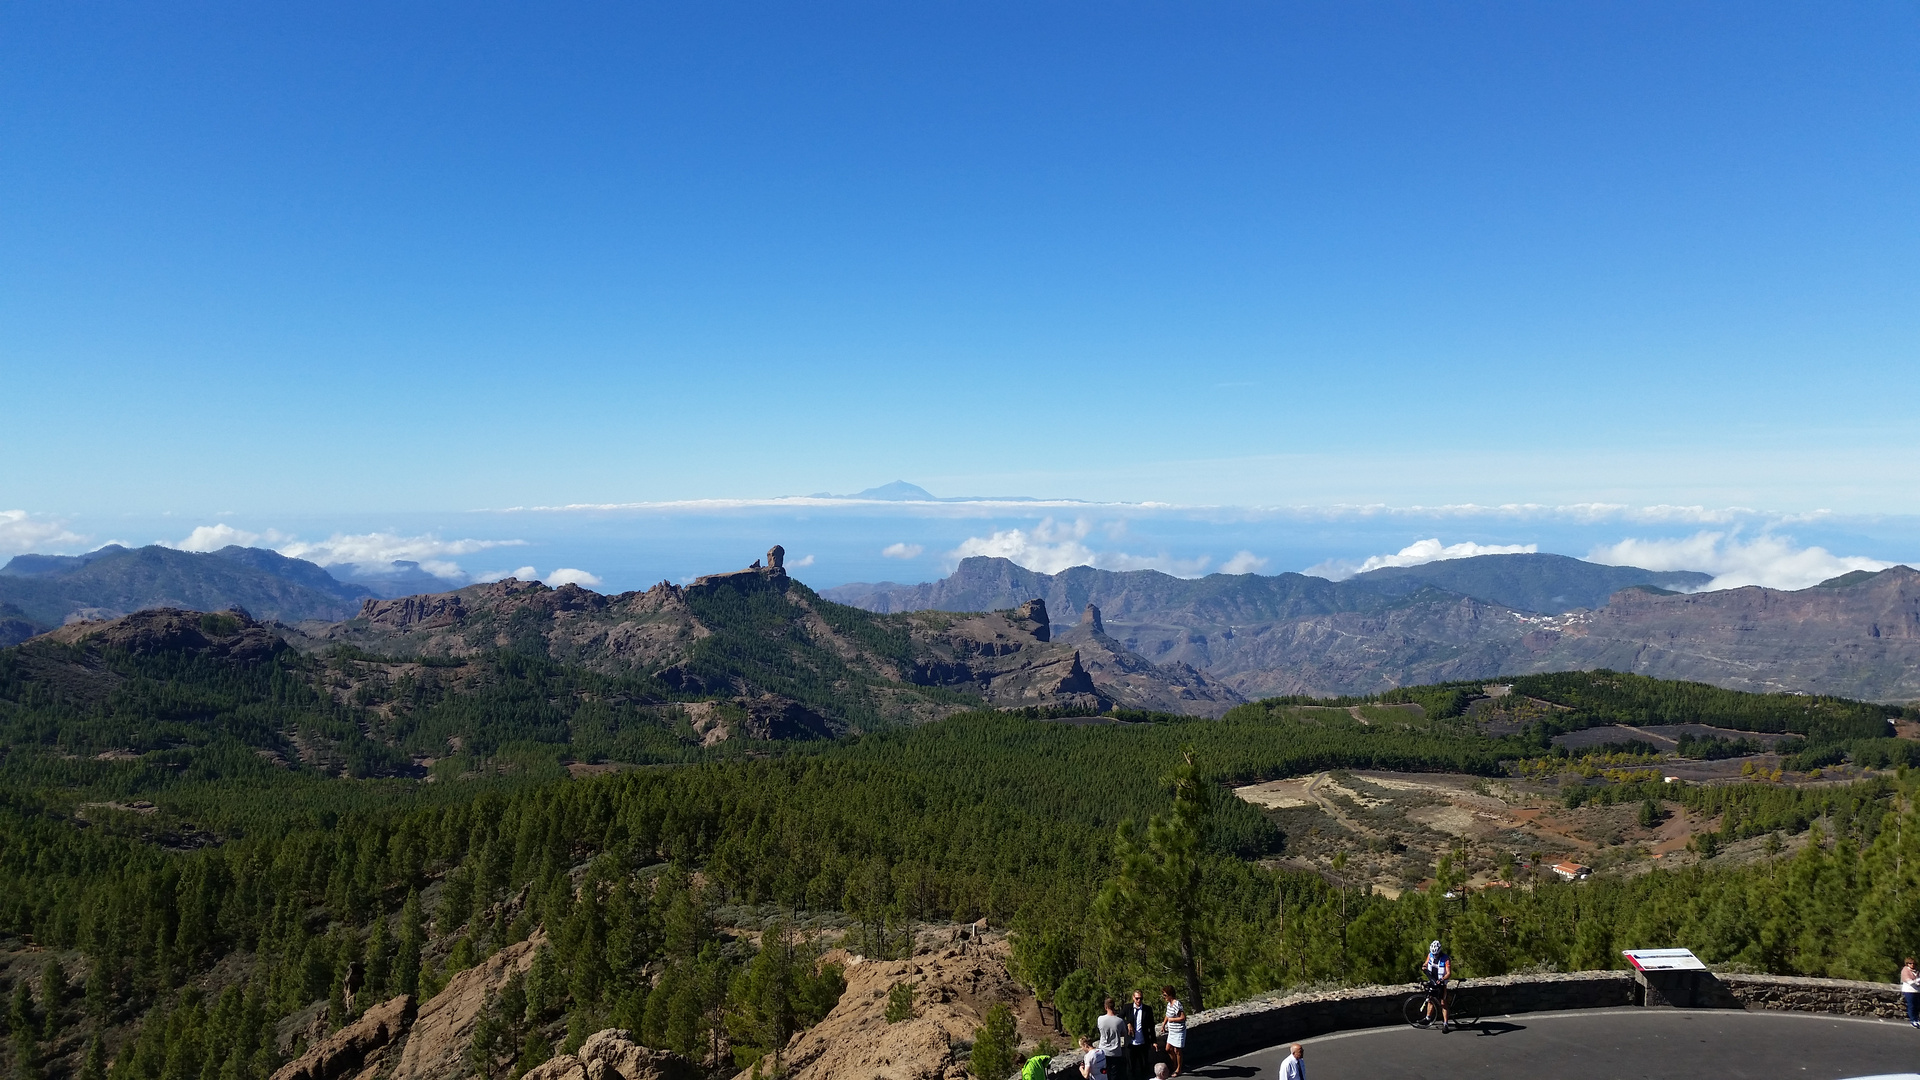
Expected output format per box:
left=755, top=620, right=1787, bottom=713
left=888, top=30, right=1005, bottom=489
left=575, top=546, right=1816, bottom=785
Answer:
left=293, top=551, right=1241, bottom=725
left=827, top=554, right=1920, bottom=703
left=0, top=544, right=463, bottom=643
left=0, top=543, right=372, bottom=635
left=11, top=542, right=1919, bottom=710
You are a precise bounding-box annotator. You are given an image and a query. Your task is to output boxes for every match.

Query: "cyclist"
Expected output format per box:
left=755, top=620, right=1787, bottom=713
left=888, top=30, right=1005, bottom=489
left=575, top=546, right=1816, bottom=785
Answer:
left=1419, top=940, right=1454, bottom=1032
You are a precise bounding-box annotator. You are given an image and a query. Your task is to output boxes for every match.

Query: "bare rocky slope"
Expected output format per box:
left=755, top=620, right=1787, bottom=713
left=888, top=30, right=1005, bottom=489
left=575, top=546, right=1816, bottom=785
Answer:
left=828, top=558, right=1920, bottom=703
left=272, top=926, right=1044, bottom=1080
left=744, top=931, right=1053, bottom=1080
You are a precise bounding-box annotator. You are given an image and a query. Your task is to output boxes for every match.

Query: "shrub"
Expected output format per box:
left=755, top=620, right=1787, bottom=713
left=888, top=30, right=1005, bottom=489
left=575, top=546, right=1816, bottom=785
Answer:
left=970, top=1003, right=1019, bottom=1080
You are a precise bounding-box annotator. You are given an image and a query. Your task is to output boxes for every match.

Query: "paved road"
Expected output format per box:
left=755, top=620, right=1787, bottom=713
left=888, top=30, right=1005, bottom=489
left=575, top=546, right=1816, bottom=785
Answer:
left=1195, top=1008, right=1920, bottom=1080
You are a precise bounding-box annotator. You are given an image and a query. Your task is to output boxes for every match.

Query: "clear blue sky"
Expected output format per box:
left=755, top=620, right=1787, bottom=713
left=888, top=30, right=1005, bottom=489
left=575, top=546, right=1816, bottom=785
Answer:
left=3, top=2, right=1917, bottom=517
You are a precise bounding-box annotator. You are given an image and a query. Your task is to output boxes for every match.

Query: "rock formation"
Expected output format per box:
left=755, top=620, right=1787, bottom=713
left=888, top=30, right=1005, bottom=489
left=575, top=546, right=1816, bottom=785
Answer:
left=1081, top=604, right=1103, bottom=635
left=520, top=1030, right=698, bottom=1080
left=46, top=607, right=285, bottom=663
left=269, top=995, right=412, bottom=1080
left=691, top=547, right=792, bottom=592
left=747, top=933, right=1051, bottom=1080
left=1012, top=599, right=1049, bottom=642
left=390, top=934, right=545, bottom=1080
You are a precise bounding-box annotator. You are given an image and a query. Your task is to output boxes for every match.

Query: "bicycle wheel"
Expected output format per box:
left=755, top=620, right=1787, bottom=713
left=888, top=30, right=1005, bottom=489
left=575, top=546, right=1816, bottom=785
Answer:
left=1451, top=998, right=1481, bottom=1029
left=1403, top=992, right=1434, bottom=1028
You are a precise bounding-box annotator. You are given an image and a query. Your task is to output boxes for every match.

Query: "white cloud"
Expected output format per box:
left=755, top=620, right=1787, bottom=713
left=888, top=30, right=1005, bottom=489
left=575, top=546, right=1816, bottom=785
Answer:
left=277, top=532, right=526, bottom=580
left=0, top=511, right=88, bottom=557
left=1221, top=550, right=1269, bottom=574
left=790, top=554, right=816, bottom=567
left=1305, top=538, right=1538, bottom=580
left=164, top=526, right=528, bottom=582
left=950, top=518, right=1100, bottom=574
left=1587, top=531, right=1892, bottom=591
left=948, top=517, right=1213, bottom=577
left=881, top=543, right=924, bottom=559
left=469, top=566, right=604, bottom=587
left=173, top=524, right=292, bottom=552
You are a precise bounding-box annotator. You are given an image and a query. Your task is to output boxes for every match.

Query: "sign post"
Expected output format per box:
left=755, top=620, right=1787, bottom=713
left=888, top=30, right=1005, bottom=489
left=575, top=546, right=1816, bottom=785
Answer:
left=1623, top=948, right=1724, bottom=1008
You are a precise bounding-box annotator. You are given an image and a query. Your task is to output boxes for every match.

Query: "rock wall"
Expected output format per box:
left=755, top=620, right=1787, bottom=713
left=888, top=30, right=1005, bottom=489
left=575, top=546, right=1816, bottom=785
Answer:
left=1175, top=971, right=1640, bottom=1064
left=1721, top=973, right=1908, bottom=1020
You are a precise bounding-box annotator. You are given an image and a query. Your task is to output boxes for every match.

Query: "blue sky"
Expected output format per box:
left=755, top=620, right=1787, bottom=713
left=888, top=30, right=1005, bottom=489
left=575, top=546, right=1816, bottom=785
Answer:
left=3, top=3, right=1917, bottom=588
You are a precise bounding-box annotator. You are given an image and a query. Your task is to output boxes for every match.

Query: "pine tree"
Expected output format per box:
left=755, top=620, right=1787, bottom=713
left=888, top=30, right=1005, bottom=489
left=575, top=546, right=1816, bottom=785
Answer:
left=968, top=1003, right=1017, bottom=1080
left=396, top=891, right=425, bottom=999
left=9, top=982, right=33, bottom=1040
left=364, top=917, right=393, bottom=1003
left=467, top=996, right=505, bottom=1080
left=81, top=1035, right=106, bottom=1080
left=84, top=960, right=111, bottom=1023
left=37, top=962, right=65, bottom=1044
left=1094, top=751, right=1214, bottom=1011
left=12, top=1029, right=40, bottom=1080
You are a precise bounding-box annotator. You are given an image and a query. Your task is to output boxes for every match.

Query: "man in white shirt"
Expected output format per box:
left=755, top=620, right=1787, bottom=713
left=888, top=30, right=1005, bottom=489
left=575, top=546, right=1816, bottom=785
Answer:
left=1079, top=1036, right=1108, bottom=1080
left=1279, top=1044, right=1305, bottom=1080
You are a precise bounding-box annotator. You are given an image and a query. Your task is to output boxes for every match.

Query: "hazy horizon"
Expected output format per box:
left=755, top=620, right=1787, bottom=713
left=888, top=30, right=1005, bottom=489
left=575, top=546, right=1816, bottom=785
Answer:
left=6, top=486, right=1916, bottom=598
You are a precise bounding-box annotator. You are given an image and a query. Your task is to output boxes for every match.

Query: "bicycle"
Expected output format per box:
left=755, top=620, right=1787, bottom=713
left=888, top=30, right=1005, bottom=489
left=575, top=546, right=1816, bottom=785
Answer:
left=1402, top=979, right=1481, bottom=1031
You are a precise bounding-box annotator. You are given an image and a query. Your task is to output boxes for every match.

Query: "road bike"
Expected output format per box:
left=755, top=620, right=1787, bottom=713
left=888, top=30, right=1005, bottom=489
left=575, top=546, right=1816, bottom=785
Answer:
left=1402, top=980, right=1481, bottom=1031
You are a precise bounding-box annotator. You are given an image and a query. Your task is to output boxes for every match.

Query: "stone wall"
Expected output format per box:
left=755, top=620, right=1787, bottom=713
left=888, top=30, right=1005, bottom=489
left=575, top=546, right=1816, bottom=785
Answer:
left=1183, top=971, right=1639, bottom=1062
left=1720, top=973, right=1908, bottom=1020
left=1043, top=970, right=1909, bottom=1077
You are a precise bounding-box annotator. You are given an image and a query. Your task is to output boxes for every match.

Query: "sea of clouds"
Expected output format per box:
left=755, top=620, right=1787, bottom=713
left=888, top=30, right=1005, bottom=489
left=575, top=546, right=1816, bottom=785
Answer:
left=0, top=495, right=1913, bottom=596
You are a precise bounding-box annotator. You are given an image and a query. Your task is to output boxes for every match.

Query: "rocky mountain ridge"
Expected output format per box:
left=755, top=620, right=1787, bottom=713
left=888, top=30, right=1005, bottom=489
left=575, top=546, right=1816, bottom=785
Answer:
left=828, top=556, right=1920, bottom=703
left=825, top=552, right=1709, bottom=619
left=301, top=546, right=1241, bottom=722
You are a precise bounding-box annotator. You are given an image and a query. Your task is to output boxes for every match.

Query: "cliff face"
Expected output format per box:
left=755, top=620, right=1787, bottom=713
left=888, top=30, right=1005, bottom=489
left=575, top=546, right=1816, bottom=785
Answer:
left=831, top=561, right=1920, bottom=703
left=1527, top=567, right=1920, bottom=700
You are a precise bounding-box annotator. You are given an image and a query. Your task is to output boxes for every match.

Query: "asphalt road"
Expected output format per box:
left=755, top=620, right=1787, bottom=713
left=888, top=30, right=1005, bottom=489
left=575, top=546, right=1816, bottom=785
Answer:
left=1193, top=1008, right=1920, bottom=1080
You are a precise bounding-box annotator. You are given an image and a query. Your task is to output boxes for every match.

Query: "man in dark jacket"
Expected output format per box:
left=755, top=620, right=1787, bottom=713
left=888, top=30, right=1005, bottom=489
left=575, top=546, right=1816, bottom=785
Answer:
left=1124, top=989, right=1154, bottom=1080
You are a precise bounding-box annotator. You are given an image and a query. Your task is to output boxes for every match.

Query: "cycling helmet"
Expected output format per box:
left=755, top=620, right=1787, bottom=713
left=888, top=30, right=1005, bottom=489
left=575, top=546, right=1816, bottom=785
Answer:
left=1429, top=940, right=1443, bottom=955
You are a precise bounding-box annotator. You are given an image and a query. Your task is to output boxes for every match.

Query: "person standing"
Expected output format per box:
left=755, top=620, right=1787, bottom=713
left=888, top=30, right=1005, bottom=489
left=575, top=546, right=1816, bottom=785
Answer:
left=1125, top=990, right=1153, bottom=1080
left=1160, top=985, right=1187, bottom=1077
left=1279, top=1044, right=1305, bottom=1080
left=1420, top=940, right=1454, bottom=1033
left=1097, top=998, right=1127, bottom=1080
left=1079, top=1036, right=1108, bottom=1080
left=1901, top=957, right=1919, bottom=1027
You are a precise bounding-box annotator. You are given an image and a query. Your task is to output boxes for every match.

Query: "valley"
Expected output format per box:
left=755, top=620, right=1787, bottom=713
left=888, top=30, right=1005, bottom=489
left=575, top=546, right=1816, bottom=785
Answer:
left=0, top=544, right=1917, bottom=1080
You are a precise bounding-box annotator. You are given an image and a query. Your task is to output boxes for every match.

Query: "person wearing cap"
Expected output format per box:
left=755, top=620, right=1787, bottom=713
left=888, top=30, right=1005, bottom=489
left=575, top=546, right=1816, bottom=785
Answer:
left=1419, top=940, right=1454, bottom=1032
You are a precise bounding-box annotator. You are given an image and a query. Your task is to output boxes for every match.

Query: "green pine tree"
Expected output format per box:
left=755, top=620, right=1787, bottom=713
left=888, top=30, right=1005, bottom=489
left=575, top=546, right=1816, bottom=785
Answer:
left=1093, top=751, right=1214, bottom=1011
left=968, top=1003, right=1017, bottom=1080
